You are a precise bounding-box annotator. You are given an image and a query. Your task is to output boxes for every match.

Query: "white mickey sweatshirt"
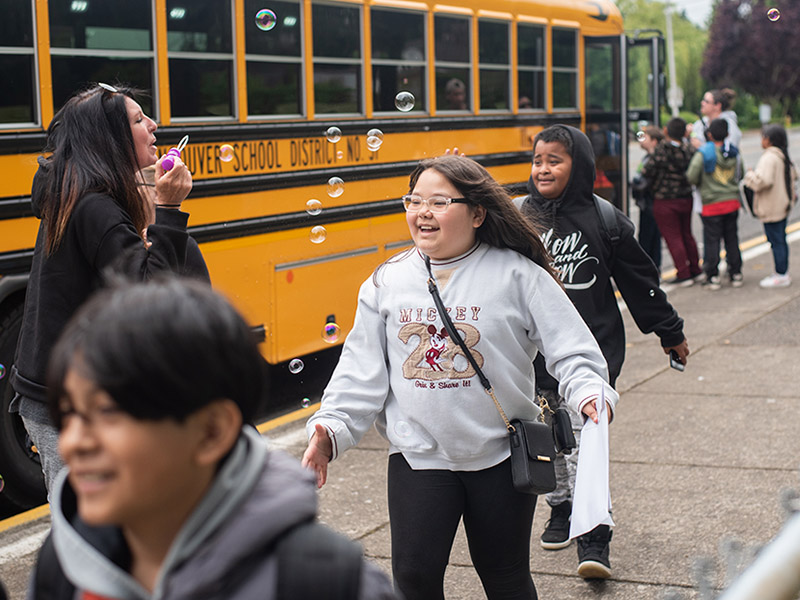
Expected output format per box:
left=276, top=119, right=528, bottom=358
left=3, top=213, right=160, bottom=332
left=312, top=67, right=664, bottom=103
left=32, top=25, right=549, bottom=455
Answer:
left=307, top=243, right=617, bottom=472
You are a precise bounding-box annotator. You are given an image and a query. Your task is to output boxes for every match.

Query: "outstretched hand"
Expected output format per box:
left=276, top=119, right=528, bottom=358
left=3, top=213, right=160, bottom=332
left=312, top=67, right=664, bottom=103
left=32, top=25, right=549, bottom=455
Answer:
left=301, top=424, right=332, bottom=489
left=444, top=147, right=465, bottom=157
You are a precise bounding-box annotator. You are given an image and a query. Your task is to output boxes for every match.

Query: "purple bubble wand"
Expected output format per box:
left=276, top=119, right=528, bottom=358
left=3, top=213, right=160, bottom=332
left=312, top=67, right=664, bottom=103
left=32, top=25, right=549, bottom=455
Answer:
left=161, top=135, right=189, bottom=171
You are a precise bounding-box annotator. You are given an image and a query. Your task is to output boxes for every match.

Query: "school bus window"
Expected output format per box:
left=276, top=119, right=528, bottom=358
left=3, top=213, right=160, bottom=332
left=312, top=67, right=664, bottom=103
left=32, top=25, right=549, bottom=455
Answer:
left=167, top=0, right=234, bottom=118
left=586, top=42, right=618, bottom=113
left=312, top=3, right=362, bottom=115
left=478, top=19, right=510, bottom=111
left=552, top=27, right=577, bottom=109
left=0, top=0, right=36, bottom=125
left=49, top=0, right=155, bottom=115
left=371, top=8, right=426, bottom=114
left=517, top=23, right=545, bottom=110
left=51, top=57, right=155, bottom=115
left=245, top=0, right=303, bottom=117
left=434, top=15, right=470, bottom=112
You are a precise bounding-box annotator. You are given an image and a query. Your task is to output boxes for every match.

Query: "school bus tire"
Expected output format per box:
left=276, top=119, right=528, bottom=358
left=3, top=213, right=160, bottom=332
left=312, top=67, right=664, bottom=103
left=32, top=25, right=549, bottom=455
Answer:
left=0, top=303, right=47, bottom=510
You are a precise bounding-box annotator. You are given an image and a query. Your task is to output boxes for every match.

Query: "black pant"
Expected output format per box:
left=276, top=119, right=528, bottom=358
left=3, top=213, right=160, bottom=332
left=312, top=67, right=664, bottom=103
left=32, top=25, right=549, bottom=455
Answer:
left=638, top=204, right=662, bottom=270
left=701, top=210, right=742, bottom=277
left=388, top=454, right=538, bottom=600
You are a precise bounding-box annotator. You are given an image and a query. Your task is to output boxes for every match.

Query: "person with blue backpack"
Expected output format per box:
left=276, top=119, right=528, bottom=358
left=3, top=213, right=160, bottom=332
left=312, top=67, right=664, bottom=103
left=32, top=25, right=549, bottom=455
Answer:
left=519, top=125, right=689, bottom=580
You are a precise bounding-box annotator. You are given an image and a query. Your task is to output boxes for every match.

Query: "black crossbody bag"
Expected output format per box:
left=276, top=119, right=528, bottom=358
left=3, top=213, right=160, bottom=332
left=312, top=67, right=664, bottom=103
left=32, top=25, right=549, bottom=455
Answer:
left=424, top=256, right=556, bottom=495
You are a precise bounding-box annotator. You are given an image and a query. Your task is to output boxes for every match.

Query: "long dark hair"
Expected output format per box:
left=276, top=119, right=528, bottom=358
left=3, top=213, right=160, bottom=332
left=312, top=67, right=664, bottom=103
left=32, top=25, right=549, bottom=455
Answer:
left=406, top=155, right=557, bottom=279
left=762, top=124, right=794, bottom=201
left=39, top=84, right=149, bottom=255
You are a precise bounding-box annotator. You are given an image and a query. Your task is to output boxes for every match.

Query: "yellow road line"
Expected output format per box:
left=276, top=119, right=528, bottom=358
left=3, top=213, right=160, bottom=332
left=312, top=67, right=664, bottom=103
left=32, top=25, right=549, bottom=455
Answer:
left=0, top=504, right=50, bottom=534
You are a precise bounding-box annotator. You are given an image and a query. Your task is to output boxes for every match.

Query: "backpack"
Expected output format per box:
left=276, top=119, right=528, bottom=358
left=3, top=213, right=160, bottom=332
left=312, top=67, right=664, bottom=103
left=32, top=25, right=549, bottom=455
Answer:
left=35, top=520, right=363, bottom=599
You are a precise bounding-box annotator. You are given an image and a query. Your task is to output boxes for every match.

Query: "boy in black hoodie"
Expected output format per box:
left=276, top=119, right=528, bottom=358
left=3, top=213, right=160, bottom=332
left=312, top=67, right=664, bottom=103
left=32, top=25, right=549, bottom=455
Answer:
left=520, top=125, right=689, bottom=579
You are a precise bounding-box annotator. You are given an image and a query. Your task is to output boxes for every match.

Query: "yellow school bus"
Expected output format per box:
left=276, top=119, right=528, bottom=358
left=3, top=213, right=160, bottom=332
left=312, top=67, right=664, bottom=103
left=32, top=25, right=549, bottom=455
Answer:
left=0, top=0, right=662, bottom=508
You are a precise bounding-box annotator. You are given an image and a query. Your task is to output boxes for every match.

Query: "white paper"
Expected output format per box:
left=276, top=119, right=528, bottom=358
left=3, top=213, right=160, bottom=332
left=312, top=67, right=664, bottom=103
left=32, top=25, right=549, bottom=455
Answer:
left=569, top=386, right=614, bottom=539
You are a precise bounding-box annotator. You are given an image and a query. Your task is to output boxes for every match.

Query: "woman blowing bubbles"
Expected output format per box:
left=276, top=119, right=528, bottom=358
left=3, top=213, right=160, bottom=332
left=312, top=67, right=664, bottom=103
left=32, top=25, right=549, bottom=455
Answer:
left=10, top=83, right=207, bottom=496
left=303, top=154, right=617, bottom=599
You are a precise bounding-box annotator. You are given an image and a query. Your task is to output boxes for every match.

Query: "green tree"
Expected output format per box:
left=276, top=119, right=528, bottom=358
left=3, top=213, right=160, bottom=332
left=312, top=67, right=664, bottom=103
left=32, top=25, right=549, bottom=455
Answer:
left=702, top=0, right=800, bottom=119
left=615, top=0, right=708, bottom=119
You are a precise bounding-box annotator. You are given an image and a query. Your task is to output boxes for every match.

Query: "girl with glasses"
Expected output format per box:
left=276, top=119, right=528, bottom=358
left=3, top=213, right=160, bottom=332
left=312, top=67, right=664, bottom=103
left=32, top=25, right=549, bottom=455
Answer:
left=303, top=154, right=617, bottom=599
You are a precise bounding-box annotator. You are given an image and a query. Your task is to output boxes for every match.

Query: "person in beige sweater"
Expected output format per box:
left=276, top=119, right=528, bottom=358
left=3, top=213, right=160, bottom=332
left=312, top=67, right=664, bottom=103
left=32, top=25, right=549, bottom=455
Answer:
left=743, top=125, right=798, bottom=288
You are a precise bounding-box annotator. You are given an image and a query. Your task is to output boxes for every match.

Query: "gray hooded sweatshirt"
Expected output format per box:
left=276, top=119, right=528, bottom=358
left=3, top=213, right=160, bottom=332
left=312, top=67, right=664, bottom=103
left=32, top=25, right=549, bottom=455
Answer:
left=34, top=426, right=397, bottom=599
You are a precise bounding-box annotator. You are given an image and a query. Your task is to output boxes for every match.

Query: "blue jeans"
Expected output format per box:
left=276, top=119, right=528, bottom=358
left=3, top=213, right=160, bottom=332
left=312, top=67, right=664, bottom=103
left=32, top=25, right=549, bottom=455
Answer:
left=763, top=218, right=789, bottom=275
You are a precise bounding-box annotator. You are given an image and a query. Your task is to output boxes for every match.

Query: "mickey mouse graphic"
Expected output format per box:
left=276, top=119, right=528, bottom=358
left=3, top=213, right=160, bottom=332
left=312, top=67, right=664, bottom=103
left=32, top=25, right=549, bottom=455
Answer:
left=425, top=325, right=449, bottom=371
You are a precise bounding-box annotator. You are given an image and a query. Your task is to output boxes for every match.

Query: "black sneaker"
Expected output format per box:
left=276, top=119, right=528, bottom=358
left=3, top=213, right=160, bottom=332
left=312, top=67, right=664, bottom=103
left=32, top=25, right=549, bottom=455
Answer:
left=577, top=525, right=612, bottom=579
left=540, top=501, right=572, bottom=550
left=665, top=275, right=695, bottom=287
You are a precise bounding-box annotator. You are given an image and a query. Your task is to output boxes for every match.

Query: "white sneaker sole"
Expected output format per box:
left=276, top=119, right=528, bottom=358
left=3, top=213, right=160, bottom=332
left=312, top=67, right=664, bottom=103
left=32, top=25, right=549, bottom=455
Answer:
left=540, top=538, right=572, bottom=550
left=578, top=560, right=612, bottom=579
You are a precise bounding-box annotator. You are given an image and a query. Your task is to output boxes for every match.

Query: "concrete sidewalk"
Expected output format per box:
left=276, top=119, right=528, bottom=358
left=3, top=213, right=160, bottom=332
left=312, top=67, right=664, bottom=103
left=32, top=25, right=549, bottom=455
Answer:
left=271, top=233, right=800, bottom=599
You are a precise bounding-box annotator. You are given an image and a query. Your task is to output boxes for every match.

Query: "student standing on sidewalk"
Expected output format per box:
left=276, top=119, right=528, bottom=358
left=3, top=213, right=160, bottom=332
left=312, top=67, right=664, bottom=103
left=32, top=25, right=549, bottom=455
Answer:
left=743, top=124, right=798, bottom=288
left=687, top=118, right=745, bottom=290
left=631, top=126, right=664, bottom=271
left=303, top=154, right=617, bottom=600
left=641, top=118, right=703, bottom=286
left=519, top=125, right=689, bottom=580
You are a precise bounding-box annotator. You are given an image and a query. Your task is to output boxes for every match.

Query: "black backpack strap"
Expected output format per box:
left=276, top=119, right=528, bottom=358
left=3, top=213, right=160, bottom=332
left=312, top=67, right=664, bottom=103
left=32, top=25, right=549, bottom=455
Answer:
left=593, top=193, right=621, bottom=246
left=276, top=520, right=363, bottom=600
left=33, top=533, right=75, bottom=600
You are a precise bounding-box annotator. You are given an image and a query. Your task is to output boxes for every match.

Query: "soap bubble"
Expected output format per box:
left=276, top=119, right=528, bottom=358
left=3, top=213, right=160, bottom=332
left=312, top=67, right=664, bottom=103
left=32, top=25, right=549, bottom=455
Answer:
left=0, top=474, right=4, bottom=494
left=255, top=9, right=277, bottom=31
left=310, top=225, right=327, bottom=244
left=366, top=128, right=384, bottom=151
left=306, top=199, right=322, bottom=216
left=394, top=421, right=413, bottom=438
left=322, top=322, right=341, bottom=343
left=636, top=131, right=646, bottom=142
left=327, top=176, right=344, bottom=198
left=325, top=126, right=342, bottom=143
left=301, top=397, right=311, bottom=408
left=395, top=91, right=415, bottom=112
left=767, top=7, right=780, bottom=21
left=288, top=358, right=304, bottom=374
left=336, top=150, right=344, bottom=160
left=0, top=363, right=5, bottom=380
left=219, top=144, right=234, bottom=162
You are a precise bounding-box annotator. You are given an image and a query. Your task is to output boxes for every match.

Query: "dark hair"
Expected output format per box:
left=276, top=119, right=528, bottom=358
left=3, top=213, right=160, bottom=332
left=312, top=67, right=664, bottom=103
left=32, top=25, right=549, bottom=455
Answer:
left=533, top=126, right=573, bottom=156
left=762, top=123, right=793, bottom=201
left=404, top=155, right=557, bottom=279
left=47, top=277, right=265, bottom=427
left=666, top=117, right=687, bottom=141
left=708, top=118, right=729, bottom=142
left=708, top=88, right=736, bottom=111
left=39, top=84, right=150, bottom=255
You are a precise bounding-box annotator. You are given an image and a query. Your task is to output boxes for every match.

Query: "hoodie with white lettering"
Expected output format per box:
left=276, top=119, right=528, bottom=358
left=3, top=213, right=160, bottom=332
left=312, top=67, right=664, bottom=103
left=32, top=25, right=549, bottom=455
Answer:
left=521, top=125, right=685, bottom=389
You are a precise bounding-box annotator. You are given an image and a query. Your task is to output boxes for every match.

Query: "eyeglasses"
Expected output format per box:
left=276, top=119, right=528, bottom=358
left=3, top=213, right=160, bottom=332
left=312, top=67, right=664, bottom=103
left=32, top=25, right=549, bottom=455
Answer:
left=402, top=194, right=468, bottom=213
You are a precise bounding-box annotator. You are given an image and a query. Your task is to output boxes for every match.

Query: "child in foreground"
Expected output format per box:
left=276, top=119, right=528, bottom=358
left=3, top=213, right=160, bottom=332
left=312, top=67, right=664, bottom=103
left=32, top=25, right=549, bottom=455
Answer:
left=303, top=154, right=617, bottom=599
left=30, top=278, right=396, bottom=600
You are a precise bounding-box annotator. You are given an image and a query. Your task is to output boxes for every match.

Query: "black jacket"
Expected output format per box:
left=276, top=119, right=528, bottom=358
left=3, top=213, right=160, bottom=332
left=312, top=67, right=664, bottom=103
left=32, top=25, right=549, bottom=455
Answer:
left=522, top=125, right=684, bottom=388
left=11, top=170, right=210, bottom=405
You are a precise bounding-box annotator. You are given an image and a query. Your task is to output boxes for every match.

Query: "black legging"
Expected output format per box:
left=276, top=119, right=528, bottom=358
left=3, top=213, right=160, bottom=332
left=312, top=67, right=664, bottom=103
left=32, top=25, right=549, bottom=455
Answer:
left=388, top=453, right=538, bottom=600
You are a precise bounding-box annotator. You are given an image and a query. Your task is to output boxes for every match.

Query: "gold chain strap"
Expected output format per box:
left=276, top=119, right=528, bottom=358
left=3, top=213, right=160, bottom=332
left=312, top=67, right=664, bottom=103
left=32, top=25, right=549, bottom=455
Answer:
left=536, top=394, right=553, bottom=424
left=486, top=388, right=515, bottom=433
